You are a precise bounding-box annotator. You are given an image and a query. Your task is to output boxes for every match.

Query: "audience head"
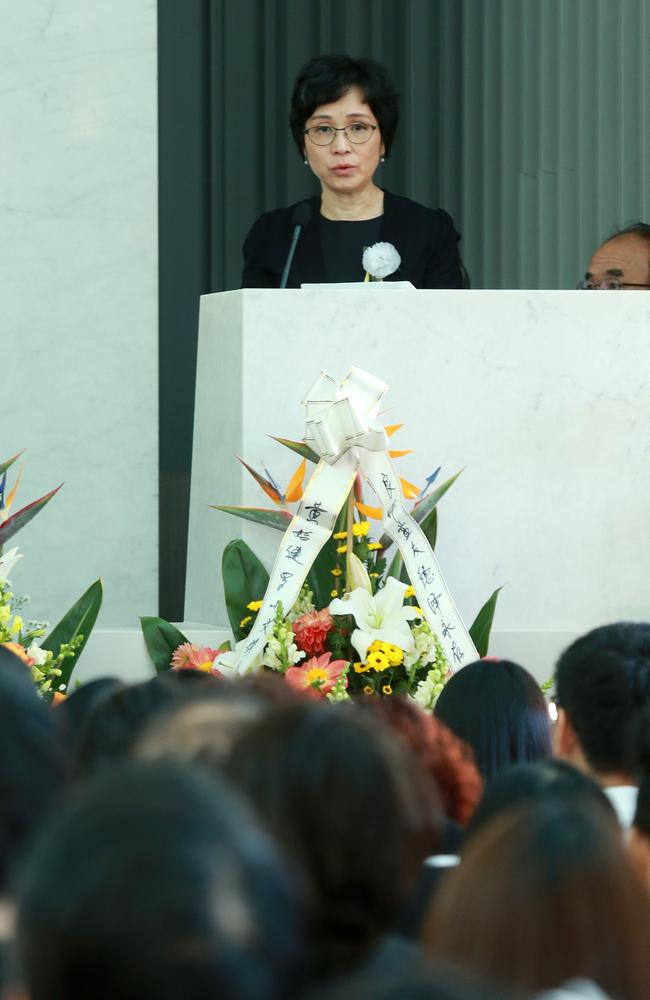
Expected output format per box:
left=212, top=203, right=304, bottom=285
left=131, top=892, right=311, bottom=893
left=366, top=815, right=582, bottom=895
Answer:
left=581, top=223, right=650, bottom=290
left=465, top=759, right=615, bottom=844
left=54, top=676, right=124, bottom=757
left=434, top=659, right=552, bottom=782
left=17, top=759, right=304, bottom=1000
left=356, top=695, right=483, bottom=826
left=554, top=622, right=650, bottom=780
left=629, top=703, right=650, bottom=888
left=224, top=701, right=441, bottom=977
left=289, top=54, right=400, bottom=158
left=74, top=674, right=189, bottom=776
left=425, top=798, right=650, bottom=999
left=0, top=647, right=67, bottom=895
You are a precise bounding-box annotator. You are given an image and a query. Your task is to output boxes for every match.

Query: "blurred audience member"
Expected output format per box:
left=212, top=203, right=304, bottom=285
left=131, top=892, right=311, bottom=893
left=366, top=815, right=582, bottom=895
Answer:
left=54, top=676, right=123, bottom=758
left=465, top=759, right=615, bottom=844
left=357, top=696, right=483, bottom=827
left=424, top=798, right=650, bottom=999
left=434, top=659, right=551, bottom=782
left=555, top=622, right=650, bottom=828
left=224, top=702, right=441, bottom=983
left=579, top=223, right=650, bottom=290
left=628, top=703, right=650, bottom=889
left=17, top=759, right=304, bottom=1000
left=0, top=644, right=68, bottom=992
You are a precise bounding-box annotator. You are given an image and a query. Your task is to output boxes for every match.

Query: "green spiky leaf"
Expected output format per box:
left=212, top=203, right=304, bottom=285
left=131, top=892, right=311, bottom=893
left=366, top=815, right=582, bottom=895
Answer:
left=211, top=505, right=292, bottom=532
left=223, top=539, right=270, bottom=642
left=42, top=579, right=103, bottom=687
left=270, top=436, right=320, bottom=464
left=0, top=484, right=63, bottom=547
left=468, top=586, right=502, bottom=658
left=140, top=616, right=189, bottom=674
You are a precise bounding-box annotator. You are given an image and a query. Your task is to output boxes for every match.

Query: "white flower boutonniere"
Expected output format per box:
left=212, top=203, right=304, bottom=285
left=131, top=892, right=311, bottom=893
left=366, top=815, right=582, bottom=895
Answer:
left=362, top=242, right=401, bottom=281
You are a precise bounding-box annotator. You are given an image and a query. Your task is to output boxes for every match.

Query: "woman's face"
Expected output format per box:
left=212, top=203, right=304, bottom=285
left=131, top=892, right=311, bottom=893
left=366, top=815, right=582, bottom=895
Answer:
left=303, top=86, right=385, bottom=199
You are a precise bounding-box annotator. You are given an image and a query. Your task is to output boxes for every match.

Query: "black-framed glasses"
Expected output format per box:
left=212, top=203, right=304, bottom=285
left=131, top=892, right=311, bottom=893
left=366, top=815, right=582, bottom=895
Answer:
left=303, top=123, right=378, bottom=146
left=577, top=278, right=650, bottom=290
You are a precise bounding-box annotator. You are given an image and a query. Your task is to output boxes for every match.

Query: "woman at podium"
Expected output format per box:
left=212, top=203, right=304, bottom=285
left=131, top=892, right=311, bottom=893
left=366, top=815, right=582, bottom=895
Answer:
left=242, top=55, right=464, bottom=289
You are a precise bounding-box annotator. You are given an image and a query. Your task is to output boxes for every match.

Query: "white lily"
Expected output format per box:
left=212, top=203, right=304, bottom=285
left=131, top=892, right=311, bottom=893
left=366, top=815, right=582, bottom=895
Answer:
left=347, top=552, right=372, bottom=594
left=214, top=640, right=263, bottom=679
left=329, top=576, right=420, bottom=662
left=0, top=547, right=22, bottom=583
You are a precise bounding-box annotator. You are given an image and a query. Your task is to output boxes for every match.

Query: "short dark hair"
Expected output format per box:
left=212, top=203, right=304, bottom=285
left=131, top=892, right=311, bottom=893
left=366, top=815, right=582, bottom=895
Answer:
left=434, top=660, right=552, bottom=782
left=465, top=759, right=615, bottom=843
left=633, top=703, right=650, bottom=834
left=425, top=798, right=650, bottom=998
left=289, top=55, right=400, bottom=158
left=17, top=760, right=304, bottom=1000
left=0, top=652, right=67, bottom=893
left=223, top=702, right=438, bottom=978
left=555, top=622, right=650, bottom=774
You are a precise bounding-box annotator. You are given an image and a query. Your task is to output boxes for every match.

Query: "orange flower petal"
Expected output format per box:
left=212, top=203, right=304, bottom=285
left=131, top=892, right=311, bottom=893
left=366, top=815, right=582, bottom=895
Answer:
left=384, top=423, right=403, bottom=438
left=284, top=458, right=306, bottom=503
left=400, top=477, right=420, bottom=500
left=355, top=501, right=383, bottom=520
left=388, top=449, right=413, bottom=459
left=4, top=469, right=22, bottom=512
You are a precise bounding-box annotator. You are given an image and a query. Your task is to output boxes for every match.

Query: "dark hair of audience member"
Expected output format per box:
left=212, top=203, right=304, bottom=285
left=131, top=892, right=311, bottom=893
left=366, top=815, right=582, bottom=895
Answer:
left=17, top=759, right=304, bottom=1000
left=464, top=758, right=616, bottom=844
left=555, top=622, right=650, bottom=775
left=356, top=695, right=483, bottom=826
left=628, top=704, right=650, bottom=889
left=303, top=965, right=512, bottom=1000
left=424, top=798, right=650, bottom=999
left=223, top=702, right=442, bottom=979
left=54, top=676, right=124, bottom=756
left=136, top=687, right=267, bottom=769
left=433, top=659, right=551, bottom=782
left=0, top=646, right=68, bottom=895
left=73, top=674, right=191, bottom=776
left=289, top=54, right=400, bottom=158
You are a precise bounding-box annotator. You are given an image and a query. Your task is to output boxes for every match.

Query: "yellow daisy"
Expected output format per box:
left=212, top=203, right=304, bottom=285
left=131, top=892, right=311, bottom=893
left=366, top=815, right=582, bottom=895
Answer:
left=353, top=661, right=371, bottom=673
left=336, top=544, right=348, bottom=554
left=239, top=615, right=253, bottom=628
left=331, top=567, right=343, bottom=577
left=404, top=585, right=416, bottom=599
left=367, top=542, right=383, bottom=551
left=352, top=521, right=370, bottom=537
left=247, top=600, right=263, bottom=612
left=382, top=684, right=393, bottom=696
left=367, top=650, right=389, bottom=672
left=332, top=531, right=347, bottom=540
left=330, top=589, right=339, bottom=598
left=363, top=685, right=374, bottom=695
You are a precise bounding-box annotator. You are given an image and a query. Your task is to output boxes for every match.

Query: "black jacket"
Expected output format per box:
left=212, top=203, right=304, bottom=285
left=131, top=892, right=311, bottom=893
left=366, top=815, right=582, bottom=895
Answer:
left=241, top=190, right=463, bottom=289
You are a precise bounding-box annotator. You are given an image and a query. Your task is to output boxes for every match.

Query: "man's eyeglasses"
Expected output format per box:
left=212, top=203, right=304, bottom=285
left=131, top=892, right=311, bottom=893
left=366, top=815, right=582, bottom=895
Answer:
left=577, top=278, right=650, bottom=290
left=304, top=123, right=378, bottom=146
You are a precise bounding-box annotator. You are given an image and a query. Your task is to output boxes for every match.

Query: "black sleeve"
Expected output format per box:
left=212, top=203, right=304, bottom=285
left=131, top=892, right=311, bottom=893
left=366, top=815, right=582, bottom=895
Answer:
left=241, top=214, right=279, bottom=288
left=421, top=209, right=464, bottom=289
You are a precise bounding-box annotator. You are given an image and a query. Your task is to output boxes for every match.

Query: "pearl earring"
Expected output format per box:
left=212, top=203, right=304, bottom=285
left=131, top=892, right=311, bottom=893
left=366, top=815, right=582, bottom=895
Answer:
left=304, top=158, right=308, bottom=165
left=380, top=155, right=385, bottom=163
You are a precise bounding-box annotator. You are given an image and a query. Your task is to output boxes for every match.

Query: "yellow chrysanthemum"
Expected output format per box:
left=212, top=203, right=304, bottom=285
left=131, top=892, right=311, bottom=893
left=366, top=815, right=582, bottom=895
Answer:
left=330, top=589, right=339, bottom=598
left=336, top=544, right=348, bottom=554
left=352, top=521, right=370, bottom=537
left=385, top=644, right=404, bottom=666
left=382, top=684, right=393, bottom=696
left=247, top=600, right=263, bottom=612
left=239, top=615, right=253, bottom=628
left=367, top=650, right=389, bottom=671
left=363, top=685, right=374, bottom=695
left=331, top=567, right=343, bottom=577
left=368, top=639, right=385, bottom=653
left=332, top=531, right=347, bottom=540
left=367, top=542, right=382, bottom=551
left=353, top=661, right=371, bottom=673
left=404, top=585, right=416, bottom=599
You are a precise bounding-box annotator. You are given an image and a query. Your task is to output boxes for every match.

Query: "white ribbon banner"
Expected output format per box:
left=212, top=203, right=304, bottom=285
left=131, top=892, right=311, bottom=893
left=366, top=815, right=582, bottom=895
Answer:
left=236, top=367, right=477, bottom=674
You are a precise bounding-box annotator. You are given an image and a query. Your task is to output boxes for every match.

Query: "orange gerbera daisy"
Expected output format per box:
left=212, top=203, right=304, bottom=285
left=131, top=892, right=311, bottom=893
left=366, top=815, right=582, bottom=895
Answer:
left=285, top=652, right=348, bottom=700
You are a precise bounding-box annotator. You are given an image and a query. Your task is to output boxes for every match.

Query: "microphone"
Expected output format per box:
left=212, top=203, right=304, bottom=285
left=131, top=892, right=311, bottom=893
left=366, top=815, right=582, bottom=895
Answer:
left=279, top=202, right=311, bottom=288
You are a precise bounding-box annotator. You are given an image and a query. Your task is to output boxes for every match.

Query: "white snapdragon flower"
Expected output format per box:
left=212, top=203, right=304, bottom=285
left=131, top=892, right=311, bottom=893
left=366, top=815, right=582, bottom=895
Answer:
left=26, top=642, right=48, bottom=667
left=0, top=547, right=22, bottom=582
left=362, top=242, right=401, bottom=279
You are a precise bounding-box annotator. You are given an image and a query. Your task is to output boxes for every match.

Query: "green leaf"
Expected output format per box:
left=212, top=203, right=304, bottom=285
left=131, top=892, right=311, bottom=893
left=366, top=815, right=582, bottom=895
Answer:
left=42, top=579, right=103, bottom=687
left=217, top=639, right=232, bottom=653
left=0, top=452, right=23, bottom=476
left=140, top=616, right=189, bottom=674
left=386, top=550, right=403, bottom=580
left=0, top=484, right=63, bottom=547
left=223, top=539, right=270, bottom=642
left=378, top=470, right=462, bottom=550
left=211, top=504, right=292, bottom=532
left=270, top=436, right=320, bottom=464
left=469, top=586, right=502, bottom=658
left=419, top=505, right=437, bottom=551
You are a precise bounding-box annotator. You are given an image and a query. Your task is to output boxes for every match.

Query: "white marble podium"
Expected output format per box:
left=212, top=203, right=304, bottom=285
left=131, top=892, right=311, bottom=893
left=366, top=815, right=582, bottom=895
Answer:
left=185, top=288, right=650, bottom=683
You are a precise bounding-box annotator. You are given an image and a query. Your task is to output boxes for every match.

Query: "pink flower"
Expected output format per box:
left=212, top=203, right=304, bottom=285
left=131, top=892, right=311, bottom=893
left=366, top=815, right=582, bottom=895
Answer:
left=285, top=652, right=348, bottom=700
left=292, top=609, right=334, bottom=657
left=170, top=642, right=221, bottom=674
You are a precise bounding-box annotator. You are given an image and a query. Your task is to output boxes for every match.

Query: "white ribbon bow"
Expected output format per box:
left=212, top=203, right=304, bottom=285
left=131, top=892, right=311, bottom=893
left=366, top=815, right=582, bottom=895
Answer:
left=235, top=367, right=477, bottom=674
